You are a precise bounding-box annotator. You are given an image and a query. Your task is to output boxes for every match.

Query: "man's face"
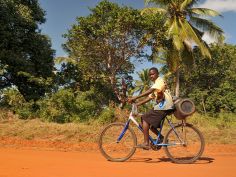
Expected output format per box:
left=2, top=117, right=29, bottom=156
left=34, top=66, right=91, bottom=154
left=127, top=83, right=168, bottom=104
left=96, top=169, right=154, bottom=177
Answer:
left=149, top=69, right=158, bottom=82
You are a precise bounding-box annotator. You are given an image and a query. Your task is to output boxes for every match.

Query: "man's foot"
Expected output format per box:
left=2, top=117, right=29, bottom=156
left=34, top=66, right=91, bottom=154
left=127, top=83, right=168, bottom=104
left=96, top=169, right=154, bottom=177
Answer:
left=135, top=143, right=150, bottom=150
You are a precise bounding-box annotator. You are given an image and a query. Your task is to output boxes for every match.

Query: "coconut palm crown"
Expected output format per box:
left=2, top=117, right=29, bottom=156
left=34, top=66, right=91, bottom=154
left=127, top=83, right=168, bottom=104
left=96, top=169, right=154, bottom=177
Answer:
left=142, top=0, right=224, bottom=96
left=132, top=69, right=151, bottom=95
left=142, top=0, right=223, bottom=59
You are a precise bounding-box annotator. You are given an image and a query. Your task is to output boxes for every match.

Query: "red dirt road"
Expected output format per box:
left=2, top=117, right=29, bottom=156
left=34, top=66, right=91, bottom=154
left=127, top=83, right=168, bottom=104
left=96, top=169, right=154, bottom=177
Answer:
left=0, top=145, right=236, bottom=177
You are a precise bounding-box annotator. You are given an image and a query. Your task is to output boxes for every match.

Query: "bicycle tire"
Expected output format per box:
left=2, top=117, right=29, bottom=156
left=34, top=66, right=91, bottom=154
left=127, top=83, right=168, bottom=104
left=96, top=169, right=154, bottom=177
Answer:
left=98, top=122, right=137, bottom=162
left=164, top=123, right=205, bottom=164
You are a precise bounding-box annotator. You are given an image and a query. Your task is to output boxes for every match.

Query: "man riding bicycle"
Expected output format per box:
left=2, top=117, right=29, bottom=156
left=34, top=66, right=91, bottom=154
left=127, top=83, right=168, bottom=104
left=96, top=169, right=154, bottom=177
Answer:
left=128, top=67, right=174, bottom=150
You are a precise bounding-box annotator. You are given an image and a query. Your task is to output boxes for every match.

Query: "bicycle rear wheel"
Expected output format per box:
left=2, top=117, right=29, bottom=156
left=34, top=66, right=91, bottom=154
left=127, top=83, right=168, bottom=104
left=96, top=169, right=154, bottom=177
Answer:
left=164, top=123, right=205, bottom=164
left=98, top=122, right=137, bottom=162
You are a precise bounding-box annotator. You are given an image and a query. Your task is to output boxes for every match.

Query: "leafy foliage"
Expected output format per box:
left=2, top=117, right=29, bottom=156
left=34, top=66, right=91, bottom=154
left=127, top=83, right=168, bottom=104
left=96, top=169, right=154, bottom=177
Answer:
left=142, top=0, right=223, bottom=96
left=132, top=69, right=152, bottom=95
left=37, top=88, right=99, bottom=123
left=0, top=87, right=102, bottom=123
left=180, top=44, right=236, bottom=114
left=55, top=62, right=118, bottom=107
left=62, top=0, right=166, bottom=104
left=0, top=88, right=37, bottom=119
left=96, top=107, right=115, bottom=124
left=0, top=0, right=55, bottom=101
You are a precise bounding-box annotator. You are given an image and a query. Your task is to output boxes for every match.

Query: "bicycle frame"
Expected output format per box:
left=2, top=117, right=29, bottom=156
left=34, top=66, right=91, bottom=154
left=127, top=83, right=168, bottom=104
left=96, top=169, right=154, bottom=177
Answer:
left=117, top=106, right=185, bottom=147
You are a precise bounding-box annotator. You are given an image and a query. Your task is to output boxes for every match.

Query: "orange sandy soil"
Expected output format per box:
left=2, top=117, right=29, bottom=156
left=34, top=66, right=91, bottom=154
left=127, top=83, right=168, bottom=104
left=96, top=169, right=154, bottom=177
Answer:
left=0, top=137, right=236, bottom=177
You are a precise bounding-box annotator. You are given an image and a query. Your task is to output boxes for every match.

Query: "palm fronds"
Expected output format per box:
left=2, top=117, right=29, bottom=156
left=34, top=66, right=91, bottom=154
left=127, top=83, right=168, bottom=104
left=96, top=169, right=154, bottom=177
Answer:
left=190, top=8, right=223, bottom=17
left=190, top=16, right=223, bottom=37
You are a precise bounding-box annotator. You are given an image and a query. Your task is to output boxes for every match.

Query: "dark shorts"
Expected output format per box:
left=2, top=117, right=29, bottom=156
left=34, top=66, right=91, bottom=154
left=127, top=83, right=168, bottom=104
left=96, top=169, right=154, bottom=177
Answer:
left=141, top=109, right=167, bottom=128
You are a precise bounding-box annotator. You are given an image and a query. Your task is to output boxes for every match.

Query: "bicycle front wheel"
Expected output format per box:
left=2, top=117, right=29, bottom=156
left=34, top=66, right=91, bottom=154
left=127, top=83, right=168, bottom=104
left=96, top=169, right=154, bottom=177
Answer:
left=98, top=122, right=137, bottom=162
left=164, top=123, right=205, bottom=164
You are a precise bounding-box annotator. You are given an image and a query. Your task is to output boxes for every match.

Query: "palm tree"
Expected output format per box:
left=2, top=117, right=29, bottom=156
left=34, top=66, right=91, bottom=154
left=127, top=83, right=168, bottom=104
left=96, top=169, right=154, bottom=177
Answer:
left=142, top=0, right=223, bottom=97
left=132, top=69, right=151, bottom=95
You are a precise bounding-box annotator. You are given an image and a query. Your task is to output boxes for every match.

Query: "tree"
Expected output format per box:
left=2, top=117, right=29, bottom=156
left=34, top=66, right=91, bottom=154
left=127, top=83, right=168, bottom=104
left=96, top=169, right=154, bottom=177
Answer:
left=55, top=61, right=118, bottom=106
left=0, top=0, right=55, bottom=101
left=180, top=44, right=236, bottom=114
left=142, top=0, right=223, bottom=96
left=62, top=0, right=166, bottom=105
left=132, top=69, right=151, bottom=94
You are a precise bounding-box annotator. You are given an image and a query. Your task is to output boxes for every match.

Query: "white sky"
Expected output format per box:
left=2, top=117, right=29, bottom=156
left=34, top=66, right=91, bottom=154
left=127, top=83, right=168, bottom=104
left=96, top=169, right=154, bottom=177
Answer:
left=198, top=0, right=236, bottom=13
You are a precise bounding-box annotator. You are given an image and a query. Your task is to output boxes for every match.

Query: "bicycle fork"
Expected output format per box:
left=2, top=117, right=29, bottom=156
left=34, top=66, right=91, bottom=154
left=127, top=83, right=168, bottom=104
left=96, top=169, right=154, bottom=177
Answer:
left=116, top=120, right=131, bottom=143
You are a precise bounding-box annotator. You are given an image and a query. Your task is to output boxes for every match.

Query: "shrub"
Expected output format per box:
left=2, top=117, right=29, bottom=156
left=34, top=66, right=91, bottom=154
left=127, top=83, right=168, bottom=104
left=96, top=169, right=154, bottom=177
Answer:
left=37, top=88, right=98, bottom=123
left=97, top=107, right=115, bottom=124
left=0, top=88, right=25, bottom=108
left=0, top=88, right=37, bottom=119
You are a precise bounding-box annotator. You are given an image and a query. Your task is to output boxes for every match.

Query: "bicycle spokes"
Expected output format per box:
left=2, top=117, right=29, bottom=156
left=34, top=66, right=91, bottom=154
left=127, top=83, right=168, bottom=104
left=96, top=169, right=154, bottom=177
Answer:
left=164, top=123, right=205, bottom=163
left=98, top=123, right=137, bottom=162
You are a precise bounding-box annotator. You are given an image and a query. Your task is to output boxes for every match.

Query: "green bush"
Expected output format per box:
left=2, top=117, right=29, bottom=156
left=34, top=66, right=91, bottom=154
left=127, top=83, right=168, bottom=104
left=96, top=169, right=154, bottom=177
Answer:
left=97, top=107, right=115, bottom=124
left=37, top=88, right=98, bottom=123
left=0, top=88, right=37, bottom=119
left=0, top=87, right=108, bottom=123
left=14, top=102, right=37, bottom=119
left=0, top=88, right=25, bottom=108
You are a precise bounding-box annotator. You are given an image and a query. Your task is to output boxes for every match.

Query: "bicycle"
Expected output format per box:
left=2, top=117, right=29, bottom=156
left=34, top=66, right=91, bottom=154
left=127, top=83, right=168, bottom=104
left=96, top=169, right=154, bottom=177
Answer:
left=98, top=103, right=205, bottom=164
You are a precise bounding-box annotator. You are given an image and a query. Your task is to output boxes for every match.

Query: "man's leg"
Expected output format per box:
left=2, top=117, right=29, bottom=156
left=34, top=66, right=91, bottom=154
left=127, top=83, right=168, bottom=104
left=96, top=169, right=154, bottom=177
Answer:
left=141, top=117, right=158, bottom=137
left=150, top=126, right=164, bottom=143
left=142, top=120, right=150, bottom=145
left=150, top=126, right=158, bottom=135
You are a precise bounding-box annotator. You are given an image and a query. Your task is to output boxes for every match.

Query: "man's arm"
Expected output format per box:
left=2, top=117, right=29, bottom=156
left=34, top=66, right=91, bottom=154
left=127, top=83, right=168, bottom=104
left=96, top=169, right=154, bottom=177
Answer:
left=136, top=97, right=152, bottom=106
left=129, top=88, right=155, bottom=103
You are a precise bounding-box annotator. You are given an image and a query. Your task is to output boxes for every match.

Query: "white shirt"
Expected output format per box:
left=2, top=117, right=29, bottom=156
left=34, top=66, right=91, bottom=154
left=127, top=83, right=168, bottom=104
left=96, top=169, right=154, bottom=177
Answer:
left=149, top=77, right=174, bottom=110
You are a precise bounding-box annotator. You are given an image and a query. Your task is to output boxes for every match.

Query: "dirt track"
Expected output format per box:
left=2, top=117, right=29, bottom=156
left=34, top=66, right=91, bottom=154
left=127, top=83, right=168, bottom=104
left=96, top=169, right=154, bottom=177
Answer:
left=0, top=144, right=236, bottom=177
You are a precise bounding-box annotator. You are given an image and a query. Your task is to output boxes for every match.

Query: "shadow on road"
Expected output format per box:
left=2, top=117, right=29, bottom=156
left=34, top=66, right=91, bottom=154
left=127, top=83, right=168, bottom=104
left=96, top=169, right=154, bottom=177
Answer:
left=128, top=156, right=215, bottom=164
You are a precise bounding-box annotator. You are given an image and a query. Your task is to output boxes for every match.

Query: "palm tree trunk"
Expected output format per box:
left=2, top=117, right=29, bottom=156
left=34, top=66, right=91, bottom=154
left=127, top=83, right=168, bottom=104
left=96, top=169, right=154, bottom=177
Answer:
left=175, top=68, right=180, bottom=97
